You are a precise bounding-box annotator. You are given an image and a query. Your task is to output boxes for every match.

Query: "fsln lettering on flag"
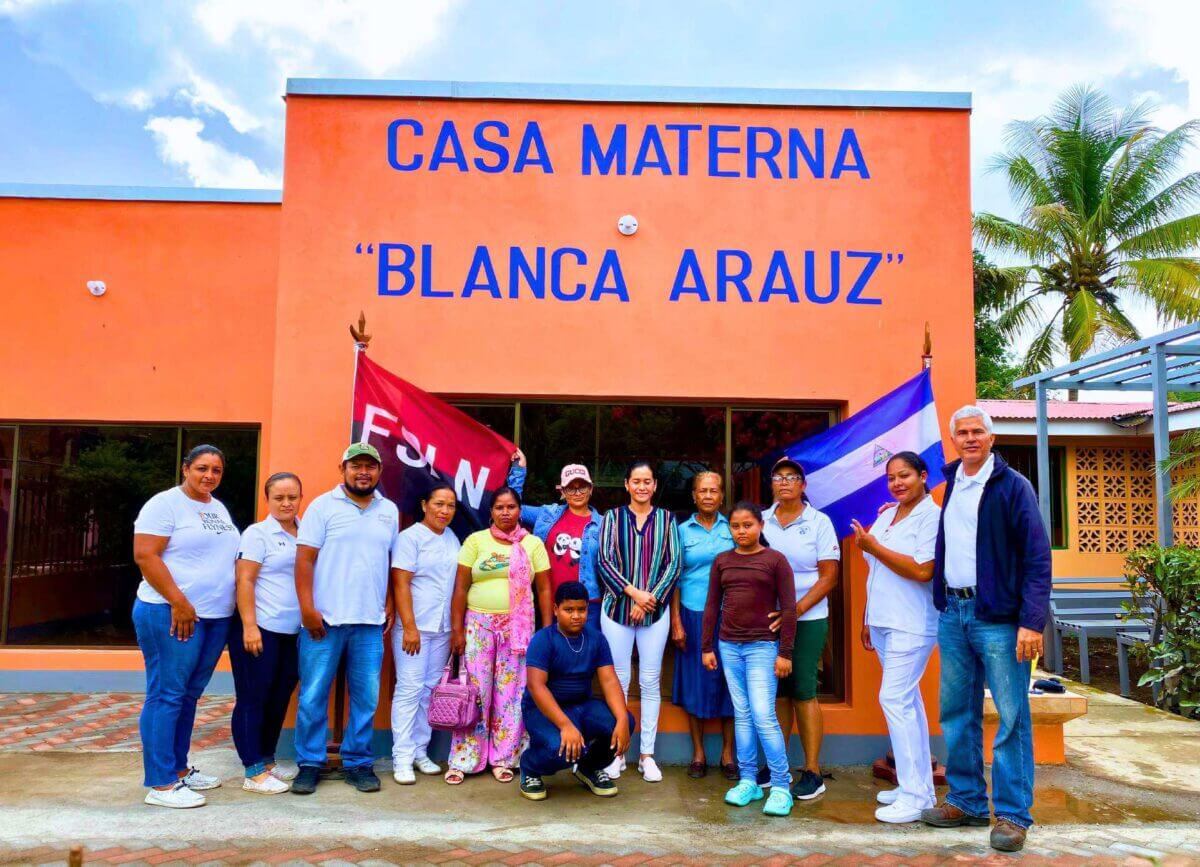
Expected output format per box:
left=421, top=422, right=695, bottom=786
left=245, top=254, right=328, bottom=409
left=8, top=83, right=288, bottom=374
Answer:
left=773, top=369, right=946, bottom=537
left=351, top=354, right=515, bottom=536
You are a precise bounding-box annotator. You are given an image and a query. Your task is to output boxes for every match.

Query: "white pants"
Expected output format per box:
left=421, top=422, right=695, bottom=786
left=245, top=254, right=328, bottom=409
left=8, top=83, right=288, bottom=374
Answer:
left=871, top=626, right=937, bottom=810
left=601, top=610, right=670, bottom=755
left=390, top=628, right=452, bottom=766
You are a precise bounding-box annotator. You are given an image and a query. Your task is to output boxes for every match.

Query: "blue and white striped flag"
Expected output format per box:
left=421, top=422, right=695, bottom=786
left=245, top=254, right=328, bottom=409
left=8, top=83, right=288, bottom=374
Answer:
left=773, top=369, right=946, bottom=537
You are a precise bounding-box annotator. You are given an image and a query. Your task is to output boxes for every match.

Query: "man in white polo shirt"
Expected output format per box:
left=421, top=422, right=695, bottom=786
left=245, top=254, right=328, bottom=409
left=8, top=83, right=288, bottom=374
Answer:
left=291, top=443, right=399, bottom=796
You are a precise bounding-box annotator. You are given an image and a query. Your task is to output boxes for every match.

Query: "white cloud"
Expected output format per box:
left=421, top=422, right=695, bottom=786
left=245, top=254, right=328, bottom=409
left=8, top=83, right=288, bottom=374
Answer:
left=144, top=116, right=279, bottom=188
left=191, top=0, right=458, bottom=76
left=177, top=69, right=263, bottom=134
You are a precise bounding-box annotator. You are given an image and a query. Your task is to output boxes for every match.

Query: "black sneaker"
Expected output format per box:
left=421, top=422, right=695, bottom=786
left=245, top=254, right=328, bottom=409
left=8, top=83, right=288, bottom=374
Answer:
left=343, top=765, right=381, bottom=793
left=574, top=765, right=618, bottom=797
left=291, top=766, right=320, bottom=795
left=790, top=769, right=826, bottom=801
left=520, top=771, right=547, bottom=801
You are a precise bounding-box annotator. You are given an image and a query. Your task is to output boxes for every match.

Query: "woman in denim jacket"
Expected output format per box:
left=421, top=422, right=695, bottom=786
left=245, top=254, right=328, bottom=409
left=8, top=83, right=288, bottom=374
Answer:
left=508, top=450, right=603, bottom=632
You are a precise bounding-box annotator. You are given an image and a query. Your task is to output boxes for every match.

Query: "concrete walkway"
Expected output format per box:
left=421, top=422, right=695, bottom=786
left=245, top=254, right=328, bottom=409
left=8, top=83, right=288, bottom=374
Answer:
left=1, top=692, right=1199, bottom=865
left=1063, top=678, right=1200, bottom=795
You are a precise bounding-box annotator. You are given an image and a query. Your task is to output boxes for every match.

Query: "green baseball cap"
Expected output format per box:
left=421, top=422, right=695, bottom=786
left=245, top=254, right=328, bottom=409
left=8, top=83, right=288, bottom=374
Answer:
left=341, top=442, right=382, bottom=464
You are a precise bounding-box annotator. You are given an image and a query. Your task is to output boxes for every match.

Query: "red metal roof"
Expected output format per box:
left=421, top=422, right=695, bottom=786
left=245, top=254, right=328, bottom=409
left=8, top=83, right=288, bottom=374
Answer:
left=979, top=399, right=1200, bottom=421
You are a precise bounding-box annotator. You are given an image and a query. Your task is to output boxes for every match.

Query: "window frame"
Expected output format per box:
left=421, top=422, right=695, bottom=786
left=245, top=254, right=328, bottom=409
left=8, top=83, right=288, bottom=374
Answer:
left=0, top=420, right=260, bottom=648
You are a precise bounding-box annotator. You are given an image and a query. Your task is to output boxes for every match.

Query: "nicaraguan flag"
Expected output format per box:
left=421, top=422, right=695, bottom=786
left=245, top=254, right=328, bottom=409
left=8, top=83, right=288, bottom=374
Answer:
left=773, top=369, right=945, bottom=537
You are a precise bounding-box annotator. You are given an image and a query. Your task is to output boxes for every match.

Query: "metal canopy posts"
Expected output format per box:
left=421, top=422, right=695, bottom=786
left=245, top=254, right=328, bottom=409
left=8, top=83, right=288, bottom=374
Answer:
left=1015, top=322, right=1200, bottom=672
left=1015, top=322, right=1200, bottom=549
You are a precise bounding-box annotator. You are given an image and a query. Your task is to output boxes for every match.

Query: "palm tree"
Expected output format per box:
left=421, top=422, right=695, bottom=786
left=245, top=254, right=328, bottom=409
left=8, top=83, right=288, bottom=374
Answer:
left=974, top=86, right=1200, bottom=393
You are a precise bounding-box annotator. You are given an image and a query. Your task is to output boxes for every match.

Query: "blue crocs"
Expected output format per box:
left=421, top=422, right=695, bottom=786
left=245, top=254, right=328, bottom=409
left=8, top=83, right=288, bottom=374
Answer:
left=724, top=779, right=764, bottom=807
left=762, top=787, right=794, bottom=817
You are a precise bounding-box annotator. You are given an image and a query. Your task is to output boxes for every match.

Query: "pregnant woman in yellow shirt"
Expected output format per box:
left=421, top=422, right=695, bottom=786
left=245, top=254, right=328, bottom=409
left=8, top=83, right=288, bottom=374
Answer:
left=446, top=486, right=552, bottom=784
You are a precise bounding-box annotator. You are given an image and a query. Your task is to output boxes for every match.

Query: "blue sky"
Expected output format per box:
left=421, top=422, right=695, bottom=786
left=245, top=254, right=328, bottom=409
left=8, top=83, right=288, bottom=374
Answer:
left=3, top=0, right=1196, bottom=222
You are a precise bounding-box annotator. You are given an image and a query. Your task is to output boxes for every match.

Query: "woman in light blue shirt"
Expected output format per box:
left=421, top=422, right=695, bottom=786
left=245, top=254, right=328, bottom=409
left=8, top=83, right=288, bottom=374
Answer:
left=229, top=472, right=303, bottom=795
left=670, top=471, right=735, bottom=779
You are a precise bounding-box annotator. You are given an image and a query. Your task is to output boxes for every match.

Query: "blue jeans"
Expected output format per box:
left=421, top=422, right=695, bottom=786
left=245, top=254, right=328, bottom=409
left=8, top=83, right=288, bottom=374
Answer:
left=520, top=698, right=635, bottom=777
left=720, top=639, right=789, bottom=789
left=132, top=600, right=230, bottom=787
left=938, top=595, right=1035, bottom=828
left=228, top=619, right=299, bottom=777
left=295, top=624, right=384, bottom=770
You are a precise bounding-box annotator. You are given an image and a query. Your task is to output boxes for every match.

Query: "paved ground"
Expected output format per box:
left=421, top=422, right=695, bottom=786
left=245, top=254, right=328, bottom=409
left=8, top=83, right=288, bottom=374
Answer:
left=1, top=692, right=1199, bottom=866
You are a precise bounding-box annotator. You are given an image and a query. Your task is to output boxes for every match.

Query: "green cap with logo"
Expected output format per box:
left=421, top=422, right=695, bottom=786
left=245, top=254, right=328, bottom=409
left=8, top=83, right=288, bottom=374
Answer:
left=341, top=442, right=382, bottom=464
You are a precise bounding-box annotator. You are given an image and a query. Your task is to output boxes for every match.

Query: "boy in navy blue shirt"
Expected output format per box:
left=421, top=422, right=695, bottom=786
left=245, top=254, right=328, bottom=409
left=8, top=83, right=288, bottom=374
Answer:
left=520, top=581, right=633, bottom=800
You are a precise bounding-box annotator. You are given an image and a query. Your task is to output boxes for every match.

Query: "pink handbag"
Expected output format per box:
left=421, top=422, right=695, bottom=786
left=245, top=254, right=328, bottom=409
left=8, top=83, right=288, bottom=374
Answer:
left=427, top=658, right=480, bottom=732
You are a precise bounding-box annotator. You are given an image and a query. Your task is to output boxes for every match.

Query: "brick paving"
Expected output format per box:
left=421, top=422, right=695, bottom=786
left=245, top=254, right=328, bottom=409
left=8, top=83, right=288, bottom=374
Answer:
left=0, top=840, right=1197, bottom=865
left=0, top=693, right=233, bottom=753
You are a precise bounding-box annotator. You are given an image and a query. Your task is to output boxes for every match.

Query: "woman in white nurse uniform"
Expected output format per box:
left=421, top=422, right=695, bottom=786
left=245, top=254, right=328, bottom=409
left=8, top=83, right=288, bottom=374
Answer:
left=851, top=450, right=940, bottom=824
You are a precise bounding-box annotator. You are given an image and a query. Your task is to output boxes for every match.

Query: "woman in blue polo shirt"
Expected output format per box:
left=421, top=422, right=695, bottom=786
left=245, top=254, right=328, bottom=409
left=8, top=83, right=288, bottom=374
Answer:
left=229, top=472, right=304, bottom=795
left=670, top=470, right=735, bottom=779
left=762, top=457, right=840, bottom=802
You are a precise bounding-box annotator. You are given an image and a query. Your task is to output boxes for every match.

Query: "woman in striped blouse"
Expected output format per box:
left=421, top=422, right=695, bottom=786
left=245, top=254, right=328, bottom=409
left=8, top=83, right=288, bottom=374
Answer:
left=597, top=460, right=682, bottom=783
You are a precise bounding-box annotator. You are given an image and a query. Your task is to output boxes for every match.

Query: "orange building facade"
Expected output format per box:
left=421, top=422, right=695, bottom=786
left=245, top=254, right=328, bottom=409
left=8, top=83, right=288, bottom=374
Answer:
left=0, top=80, right=982, bottom=763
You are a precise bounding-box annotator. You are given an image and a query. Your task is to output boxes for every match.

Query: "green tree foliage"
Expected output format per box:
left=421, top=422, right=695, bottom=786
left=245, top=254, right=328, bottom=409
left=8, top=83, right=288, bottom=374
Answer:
left=974, top=251, right=1024, bottom=398
left=1124, top=545, right=1200, bottom=718
left=974, top=86, right=1200, bottom=387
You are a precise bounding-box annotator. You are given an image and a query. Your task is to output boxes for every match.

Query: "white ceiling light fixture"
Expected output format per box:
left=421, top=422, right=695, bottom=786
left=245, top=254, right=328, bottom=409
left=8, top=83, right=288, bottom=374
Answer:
left=617, top=214, right=638, bottom=236
left=87, top=280, right=107, bottom=297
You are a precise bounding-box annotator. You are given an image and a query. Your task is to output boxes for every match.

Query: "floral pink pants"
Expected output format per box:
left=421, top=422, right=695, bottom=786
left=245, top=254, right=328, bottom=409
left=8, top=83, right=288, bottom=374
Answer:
left=448, top=610, right=527, bottom=773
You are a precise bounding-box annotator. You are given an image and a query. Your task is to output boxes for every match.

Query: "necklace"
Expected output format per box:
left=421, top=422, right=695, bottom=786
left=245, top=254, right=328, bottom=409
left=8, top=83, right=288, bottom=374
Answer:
left=557, top=627, right=585, bottom=654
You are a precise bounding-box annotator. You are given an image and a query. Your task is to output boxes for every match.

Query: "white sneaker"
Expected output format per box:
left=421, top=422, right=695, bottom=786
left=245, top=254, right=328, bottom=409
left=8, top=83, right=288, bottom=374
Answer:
left=875, top=801, right=924, bottom=824
left=180, top=767, right=222, bottom=790
left=413, top=756, right=441, bottom=775
left=145, top=781, right=206, bottom=809
left=393, top=764, right=416, bottom=785
left=638, top=756, right=663, bottom=783
left=876, top=788, right=900, bottom=805
left=242, top=774, right=289, bottom=795
left=603, top=756, right=623, bottom=780
left=269, top=764, right=298, bottom=782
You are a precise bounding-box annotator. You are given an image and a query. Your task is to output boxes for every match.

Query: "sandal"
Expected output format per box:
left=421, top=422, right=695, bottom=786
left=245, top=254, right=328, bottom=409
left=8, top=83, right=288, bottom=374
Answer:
left=491, top=766, right=514, bottom=783
left=444, top=769, right=465, bottom=786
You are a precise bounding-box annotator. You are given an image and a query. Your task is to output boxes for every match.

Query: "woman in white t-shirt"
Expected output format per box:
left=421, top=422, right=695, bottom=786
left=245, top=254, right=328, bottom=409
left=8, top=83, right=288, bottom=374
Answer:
left=229, top=472, right=303, bottom=795
left=388, top=483, right=461, bottom=785
left=131, top=444, right=240, bottom=809
left=851, top=451, right=940, bottom=825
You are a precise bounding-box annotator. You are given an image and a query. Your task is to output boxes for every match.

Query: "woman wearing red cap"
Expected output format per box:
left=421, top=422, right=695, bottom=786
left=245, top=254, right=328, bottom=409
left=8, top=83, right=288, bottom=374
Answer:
left=508, top=450, right=604, bottom=632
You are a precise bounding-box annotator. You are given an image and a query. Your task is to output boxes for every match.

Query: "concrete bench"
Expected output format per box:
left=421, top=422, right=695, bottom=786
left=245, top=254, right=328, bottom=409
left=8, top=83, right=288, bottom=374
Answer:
left=1050, top=582, right=1157, bottom=684
left=983, top=687, right=1088, bottom=764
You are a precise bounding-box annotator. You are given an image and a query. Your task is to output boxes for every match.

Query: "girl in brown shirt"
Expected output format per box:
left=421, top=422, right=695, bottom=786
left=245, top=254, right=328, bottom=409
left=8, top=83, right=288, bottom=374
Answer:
left=701, top=502, right=796, bottom=816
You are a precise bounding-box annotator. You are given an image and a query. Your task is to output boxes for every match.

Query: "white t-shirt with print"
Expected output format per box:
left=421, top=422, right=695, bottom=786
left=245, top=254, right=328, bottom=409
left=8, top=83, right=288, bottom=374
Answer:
left=134, top=486, right=240, bottom=618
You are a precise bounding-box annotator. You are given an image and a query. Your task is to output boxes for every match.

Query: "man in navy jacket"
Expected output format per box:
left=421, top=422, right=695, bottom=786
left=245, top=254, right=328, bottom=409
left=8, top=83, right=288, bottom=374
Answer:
left=920, top=406, right=1051, bottom=852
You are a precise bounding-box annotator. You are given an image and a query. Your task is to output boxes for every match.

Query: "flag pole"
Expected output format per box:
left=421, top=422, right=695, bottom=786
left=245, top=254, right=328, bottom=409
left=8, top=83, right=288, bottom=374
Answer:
left=922, top=321, right=932, bottom=370
left=327, top=312, right=372, bottom=771
left=349, top=311, right=372, bottom=439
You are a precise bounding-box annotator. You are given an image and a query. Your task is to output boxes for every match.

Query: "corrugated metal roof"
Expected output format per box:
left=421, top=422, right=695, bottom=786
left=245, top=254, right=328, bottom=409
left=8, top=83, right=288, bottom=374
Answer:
left=979, top=399, right=1200, bottom=421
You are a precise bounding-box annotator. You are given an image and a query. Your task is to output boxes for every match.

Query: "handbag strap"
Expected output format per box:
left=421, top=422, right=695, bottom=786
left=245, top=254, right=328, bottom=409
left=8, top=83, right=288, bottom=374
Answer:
left=439, top=662, right=455, bottom=686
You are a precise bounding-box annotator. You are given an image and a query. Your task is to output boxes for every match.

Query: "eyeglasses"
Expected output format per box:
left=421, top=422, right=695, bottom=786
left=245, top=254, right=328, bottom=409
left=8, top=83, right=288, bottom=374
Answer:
left=563, top=486, right=591, bottom=494
left=772, top=474, right=803, bottom=483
